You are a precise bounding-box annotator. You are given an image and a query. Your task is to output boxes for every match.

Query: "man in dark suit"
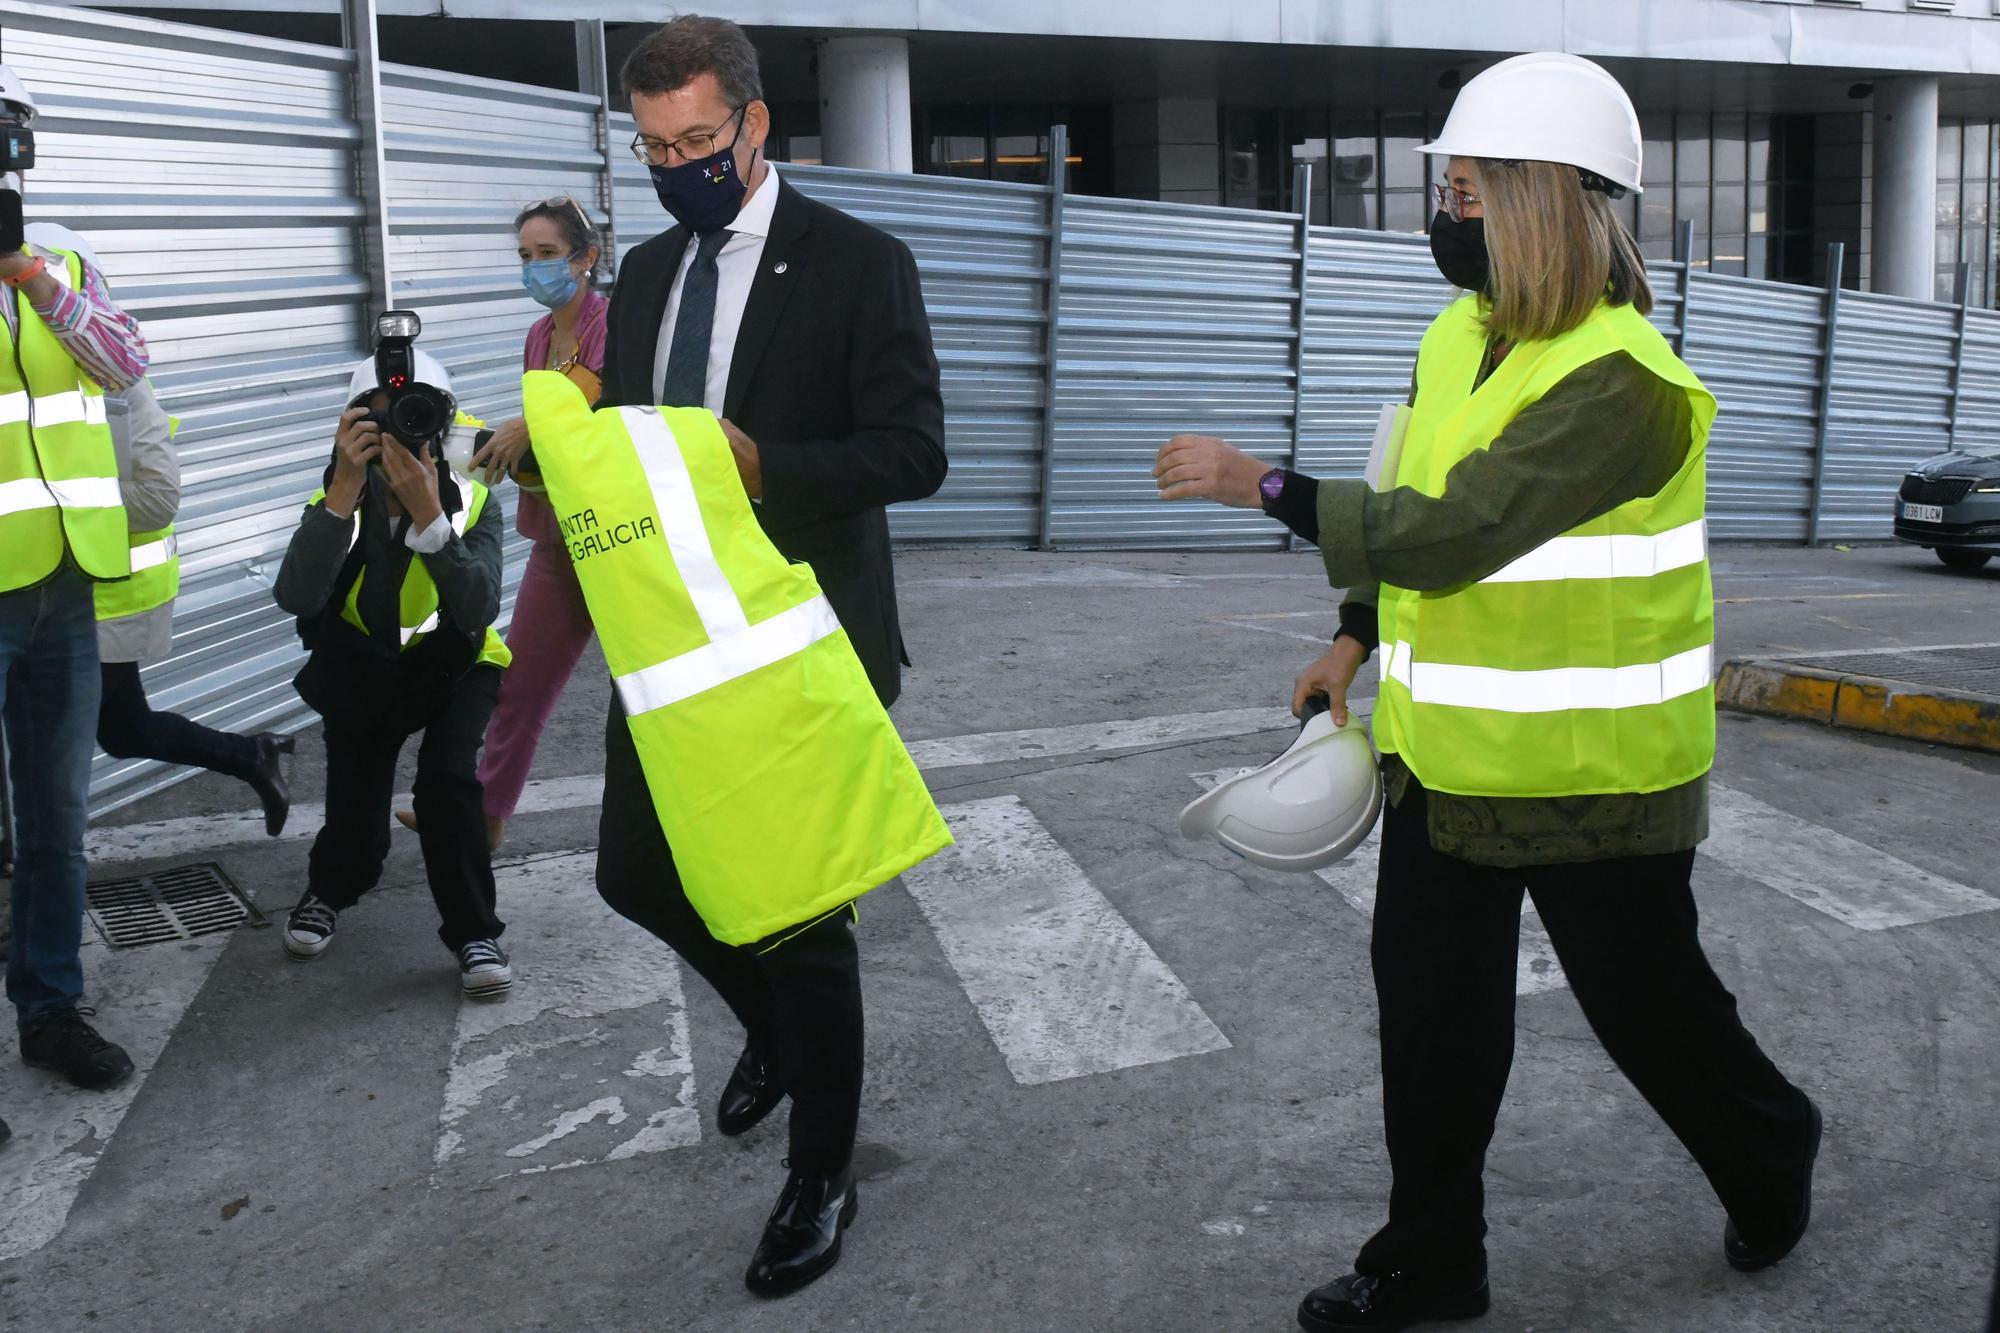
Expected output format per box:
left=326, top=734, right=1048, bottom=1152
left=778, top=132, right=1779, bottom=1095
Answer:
left=591, top=15, right=945, bottom=1299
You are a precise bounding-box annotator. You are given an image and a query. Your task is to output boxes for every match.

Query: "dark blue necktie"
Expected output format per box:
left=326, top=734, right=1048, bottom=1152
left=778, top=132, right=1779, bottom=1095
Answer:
left=662, top=230, right=732, bottom=408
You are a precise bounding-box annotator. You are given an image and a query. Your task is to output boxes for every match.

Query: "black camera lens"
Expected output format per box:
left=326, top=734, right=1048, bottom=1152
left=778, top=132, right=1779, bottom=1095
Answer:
left=387, top=386, right=452, bottom=445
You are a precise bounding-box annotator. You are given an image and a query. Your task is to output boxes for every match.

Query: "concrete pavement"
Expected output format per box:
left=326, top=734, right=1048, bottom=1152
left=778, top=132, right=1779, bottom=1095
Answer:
left=2, top=543, right=1998, bottom=1332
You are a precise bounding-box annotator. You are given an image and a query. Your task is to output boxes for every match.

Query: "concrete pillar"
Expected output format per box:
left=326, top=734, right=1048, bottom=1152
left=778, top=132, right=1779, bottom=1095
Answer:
left=1870, top=76, right=1939, bottom=300
left=1113, top=98, right=1219, bottom=206
left=817, top=37, right=913, bottom=173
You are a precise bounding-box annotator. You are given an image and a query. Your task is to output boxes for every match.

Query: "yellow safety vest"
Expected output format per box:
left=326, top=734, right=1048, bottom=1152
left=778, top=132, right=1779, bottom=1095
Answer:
left=1374, top=296, right=1720, bottom=798
left=0, top=246, right=128, bottom=593
left=308, top=479, right=512, bottom=671
left=97, top=397, right=182, bottom=623
left=521, top=370, right=952, bottom=946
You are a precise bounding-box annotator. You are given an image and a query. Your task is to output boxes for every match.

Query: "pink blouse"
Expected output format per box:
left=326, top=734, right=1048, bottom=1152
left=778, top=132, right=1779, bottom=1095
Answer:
left=517, top=287, right=609, bottom=545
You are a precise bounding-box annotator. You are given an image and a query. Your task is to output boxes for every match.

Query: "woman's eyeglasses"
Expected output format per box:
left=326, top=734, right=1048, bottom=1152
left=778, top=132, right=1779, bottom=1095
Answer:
left=1432, top=181, right=1482, bottom=223
left=521, top=194, right=593, bottom=230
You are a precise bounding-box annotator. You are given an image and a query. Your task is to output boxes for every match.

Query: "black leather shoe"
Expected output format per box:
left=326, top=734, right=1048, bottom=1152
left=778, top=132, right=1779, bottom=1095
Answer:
left=717, top=1045, right=785, bottom=1137
left=1297, top=1271, right=1491, bottom=1331
left=20, top=1009, right=134, bottom=1091
left=1725, top=1096, right=1823, bottom=1272
left=744, top=1166, right=857, bottom=1298
left=249, top=733, right=294, bottom=838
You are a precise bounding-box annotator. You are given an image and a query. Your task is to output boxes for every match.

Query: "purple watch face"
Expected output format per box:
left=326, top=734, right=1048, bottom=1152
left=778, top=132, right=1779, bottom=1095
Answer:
left=1259, top=468, right=1286, bottom=501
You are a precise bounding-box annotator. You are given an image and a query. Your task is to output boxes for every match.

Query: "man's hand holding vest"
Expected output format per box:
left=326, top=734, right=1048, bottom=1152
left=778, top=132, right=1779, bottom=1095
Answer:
left=378, top=427, right=445, bottom=533
left=326, top=407, right=384, bottom=520
left=720, top=418, right=762, bottom=500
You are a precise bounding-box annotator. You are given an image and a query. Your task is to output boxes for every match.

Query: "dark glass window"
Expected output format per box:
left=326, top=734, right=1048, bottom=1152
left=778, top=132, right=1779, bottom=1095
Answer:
left=1331, top=114, right=1379, bottom=230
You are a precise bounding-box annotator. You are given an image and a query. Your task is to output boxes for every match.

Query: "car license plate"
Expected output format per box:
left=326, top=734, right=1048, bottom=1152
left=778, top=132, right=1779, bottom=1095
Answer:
left=1903, top=502, right=1944, bottom=523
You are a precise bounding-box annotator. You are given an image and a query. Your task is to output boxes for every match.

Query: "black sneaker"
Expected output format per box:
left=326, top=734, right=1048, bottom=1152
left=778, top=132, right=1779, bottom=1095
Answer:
left=284, top=894, right=337, bottom=961
left=457, top=940, right=513, bottom=998
left=19, top=1008, right=135, bottom=1090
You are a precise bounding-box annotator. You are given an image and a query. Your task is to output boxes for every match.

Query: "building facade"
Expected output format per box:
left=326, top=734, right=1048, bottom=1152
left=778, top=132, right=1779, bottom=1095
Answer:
left=95, top=0, right=2000, bottom=305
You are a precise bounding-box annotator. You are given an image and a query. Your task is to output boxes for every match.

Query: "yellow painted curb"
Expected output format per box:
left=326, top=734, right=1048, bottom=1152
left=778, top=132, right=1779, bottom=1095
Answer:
left=1717, top=656, right=2000, bottom=755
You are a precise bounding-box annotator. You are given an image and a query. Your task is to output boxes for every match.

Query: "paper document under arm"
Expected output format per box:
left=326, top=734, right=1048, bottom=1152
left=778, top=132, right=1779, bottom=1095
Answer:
left=1364, top=403, right=1411, bottom=492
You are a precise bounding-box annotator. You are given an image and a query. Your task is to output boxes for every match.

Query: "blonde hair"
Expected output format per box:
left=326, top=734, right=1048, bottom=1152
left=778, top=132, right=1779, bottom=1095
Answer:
left=1474, top=158, right=1652, bottom=344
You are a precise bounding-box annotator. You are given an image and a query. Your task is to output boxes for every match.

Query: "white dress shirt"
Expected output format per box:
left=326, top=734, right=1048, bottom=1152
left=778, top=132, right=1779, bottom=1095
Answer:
left=651, top=162, right=781, bottom=415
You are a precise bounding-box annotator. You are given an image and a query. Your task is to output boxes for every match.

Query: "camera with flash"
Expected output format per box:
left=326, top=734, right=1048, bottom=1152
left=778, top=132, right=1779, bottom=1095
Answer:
left=358, top=310, right=456, bottom=449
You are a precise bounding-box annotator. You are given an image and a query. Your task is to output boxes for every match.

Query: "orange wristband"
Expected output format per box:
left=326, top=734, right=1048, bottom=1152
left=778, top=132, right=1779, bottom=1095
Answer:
left=2, top=254, right=47, bottom=287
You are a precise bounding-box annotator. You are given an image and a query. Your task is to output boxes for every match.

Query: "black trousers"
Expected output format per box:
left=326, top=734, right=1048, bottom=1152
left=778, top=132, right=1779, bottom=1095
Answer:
left=306, top=664, right=504, bottom=953
left=596, top=696, right=864, bottom=1177
left=97, top=661, right=259, bottom=783
left=1356, top=778, right=1814, bottom=1281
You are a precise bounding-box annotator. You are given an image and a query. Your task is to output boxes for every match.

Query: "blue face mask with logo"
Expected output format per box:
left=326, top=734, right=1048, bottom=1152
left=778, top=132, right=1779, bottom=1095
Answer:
left=521, top=256, right=580, bottom=309
left=648, top=123, right=756, bottom=235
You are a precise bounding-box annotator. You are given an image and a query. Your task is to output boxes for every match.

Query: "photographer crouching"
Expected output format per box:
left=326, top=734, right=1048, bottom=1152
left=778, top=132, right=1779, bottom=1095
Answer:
left=272, top=312, right=515, bottom=999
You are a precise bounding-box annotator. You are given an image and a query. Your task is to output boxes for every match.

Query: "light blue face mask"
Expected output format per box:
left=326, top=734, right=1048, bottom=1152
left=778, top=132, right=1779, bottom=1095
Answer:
left=522, top=255, right=580, bottom=309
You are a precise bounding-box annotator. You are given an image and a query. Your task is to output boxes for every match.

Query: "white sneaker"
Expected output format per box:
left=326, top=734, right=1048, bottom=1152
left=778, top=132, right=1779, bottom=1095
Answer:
left=284, top=894, right=337, bottom=960
left=458, top=940, right=512, bottom=998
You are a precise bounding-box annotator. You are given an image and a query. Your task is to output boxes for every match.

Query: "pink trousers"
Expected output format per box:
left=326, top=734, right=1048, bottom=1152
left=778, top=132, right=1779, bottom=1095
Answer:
left=477, top=535, right=594, bottom=821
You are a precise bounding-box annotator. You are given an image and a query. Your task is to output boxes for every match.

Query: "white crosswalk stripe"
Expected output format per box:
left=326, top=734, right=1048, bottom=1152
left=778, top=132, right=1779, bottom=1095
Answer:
left=432, top=852, right=700, bottom=1185
left=902, top=795, right=1232, bottom=1085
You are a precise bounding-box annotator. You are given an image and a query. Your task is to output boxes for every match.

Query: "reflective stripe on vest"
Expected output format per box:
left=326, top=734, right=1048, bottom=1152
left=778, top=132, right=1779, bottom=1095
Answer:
left=521, top=372, right=950, bottom=947
left=611, top=405, right=842, bottom=715
left=1372, top=297, right=1719, bottom=799
left=95, top=526, right=180, bottom=622
left=0, top=246, right=128, bottom=593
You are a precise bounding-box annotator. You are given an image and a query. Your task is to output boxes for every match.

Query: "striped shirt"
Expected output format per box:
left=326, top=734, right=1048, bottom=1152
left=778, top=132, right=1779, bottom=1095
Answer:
left=2, top=257, right=150, bottom=392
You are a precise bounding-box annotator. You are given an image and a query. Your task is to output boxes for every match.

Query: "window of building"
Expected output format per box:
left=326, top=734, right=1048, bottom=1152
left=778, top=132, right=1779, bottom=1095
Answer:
left=1937, top=117, right=1998, bottom=306
left=1331, top=114, right=1381, bottom=230
left=912, top=104, right=1107, bottom=192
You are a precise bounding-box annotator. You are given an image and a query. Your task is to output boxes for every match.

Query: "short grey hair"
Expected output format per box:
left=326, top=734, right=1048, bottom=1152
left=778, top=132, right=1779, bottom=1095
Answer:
left=621, top=15, right=763, bottom=107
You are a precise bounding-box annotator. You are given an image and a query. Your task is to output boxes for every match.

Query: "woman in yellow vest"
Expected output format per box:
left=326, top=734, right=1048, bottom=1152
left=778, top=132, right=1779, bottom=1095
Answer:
left=1155, top=54, right=1817, bottom=1332
left=272, top=353, right=515, bottom=1000
left=92, top=374, right=294, bottom=835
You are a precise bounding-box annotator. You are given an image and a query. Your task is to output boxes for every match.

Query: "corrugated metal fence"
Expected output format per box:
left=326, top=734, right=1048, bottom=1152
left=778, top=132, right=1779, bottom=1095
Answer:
left=1, top=0, right=1992, bottom=813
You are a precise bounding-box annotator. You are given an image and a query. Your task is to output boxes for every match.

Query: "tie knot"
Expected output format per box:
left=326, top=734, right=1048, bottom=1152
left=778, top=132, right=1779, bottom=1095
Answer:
left=696, top=229, right=731, bottom=263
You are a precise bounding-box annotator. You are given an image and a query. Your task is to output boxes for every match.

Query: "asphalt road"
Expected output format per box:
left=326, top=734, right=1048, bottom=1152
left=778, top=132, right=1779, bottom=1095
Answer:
left=2, top=542, right=1997, bottom=1333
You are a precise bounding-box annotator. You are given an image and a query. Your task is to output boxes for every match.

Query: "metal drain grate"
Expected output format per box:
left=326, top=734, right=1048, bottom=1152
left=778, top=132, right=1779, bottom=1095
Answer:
left=1782, top=647, right=2000, bottom=699
left=86, top=862, right=263, bottom=949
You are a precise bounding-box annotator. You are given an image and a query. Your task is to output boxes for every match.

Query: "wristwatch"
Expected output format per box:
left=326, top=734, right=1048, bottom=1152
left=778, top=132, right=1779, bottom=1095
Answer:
left=1257, top=467, right=1287, bottom=507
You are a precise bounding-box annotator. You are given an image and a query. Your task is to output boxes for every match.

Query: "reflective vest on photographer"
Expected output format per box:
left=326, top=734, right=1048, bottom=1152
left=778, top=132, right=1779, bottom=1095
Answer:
left=1374, top=295, right=1720, bottom=798
left=0, top=245, right=128, bottom=594
left=306, top=479, right=511, bottom=670
left=521, top=370, right=952, bottom=947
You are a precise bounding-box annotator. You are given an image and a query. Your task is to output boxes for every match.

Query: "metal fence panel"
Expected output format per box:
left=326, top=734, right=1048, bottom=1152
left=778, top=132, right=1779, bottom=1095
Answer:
left=380, top=63, right=605, bottom=426
left=1297, top=228, right=1451, bottom=494
left=1049, top=195, right=1299, bottom=549
left=1679, top=270, right=1827, bottom=542
left=3, top=0, right=371, bottom=815
left=1958, top=306, right=2000, bottom=448
left=1822, top=289, right=1961, bottom=542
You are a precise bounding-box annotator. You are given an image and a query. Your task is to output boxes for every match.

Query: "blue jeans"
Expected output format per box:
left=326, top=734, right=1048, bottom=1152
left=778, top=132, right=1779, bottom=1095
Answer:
left=1, top=568, right=102, bottom=1028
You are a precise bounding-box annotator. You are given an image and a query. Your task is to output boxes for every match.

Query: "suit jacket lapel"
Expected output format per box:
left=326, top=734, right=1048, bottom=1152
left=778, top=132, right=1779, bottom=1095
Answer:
left=629, top=226, right=692, bottom=406
left=724, top=179, right=812, bottom=421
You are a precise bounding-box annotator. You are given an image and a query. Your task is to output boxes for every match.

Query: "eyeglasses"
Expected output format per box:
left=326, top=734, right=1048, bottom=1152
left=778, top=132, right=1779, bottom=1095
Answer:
left=1432, top=181, right=1482, bottom=223
left=521, top=194, right=592, bottom=229
left=629, top=106, right=746, bottom=168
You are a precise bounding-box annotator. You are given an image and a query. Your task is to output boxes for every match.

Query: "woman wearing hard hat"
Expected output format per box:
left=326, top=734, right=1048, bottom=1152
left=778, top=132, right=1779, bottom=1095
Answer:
left=1156, top=53, right=1817, bottom=1332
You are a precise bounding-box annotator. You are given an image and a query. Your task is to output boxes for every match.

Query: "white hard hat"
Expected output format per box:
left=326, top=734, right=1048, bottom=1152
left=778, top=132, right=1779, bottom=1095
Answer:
left=347, top=348, right=453, bottom=403
left=0, top=65, right=39, bottom=125
left=1420, top=52, right=1645, bottom=194
left=1178, top=706, right=1384, bottom=873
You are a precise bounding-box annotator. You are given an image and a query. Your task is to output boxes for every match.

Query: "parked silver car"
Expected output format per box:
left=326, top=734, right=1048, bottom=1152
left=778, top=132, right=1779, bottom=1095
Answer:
left=1893, top=451, right=2000, bottom=570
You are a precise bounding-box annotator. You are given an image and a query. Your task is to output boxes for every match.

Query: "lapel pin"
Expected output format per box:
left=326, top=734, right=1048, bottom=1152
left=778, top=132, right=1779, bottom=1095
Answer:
left=773, top=261, right=789, bottom=275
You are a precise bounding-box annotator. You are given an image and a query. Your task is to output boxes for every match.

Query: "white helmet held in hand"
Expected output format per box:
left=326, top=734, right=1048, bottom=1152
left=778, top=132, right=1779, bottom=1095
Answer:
left=1178, top=701, right=1384, bottom=873
left=1419, top=51, right=1645, bottom=194
left=0, top=65, right=39, bottom=125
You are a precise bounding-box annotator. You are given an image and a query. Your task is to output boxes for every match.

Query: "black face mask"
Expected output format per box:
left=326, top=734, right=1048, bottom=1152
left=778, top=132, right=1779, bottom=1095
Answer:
left=1428, top=212, right=1489, bottom=293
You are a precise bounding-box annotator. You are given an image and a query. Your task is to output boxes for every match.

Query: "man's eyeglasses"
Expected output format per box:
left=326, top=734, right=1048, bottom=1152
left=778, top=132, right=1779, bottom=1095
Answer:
left=1432, top=181, right=1482, bottom=223
left=629, top=106, right=746, bottom=168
